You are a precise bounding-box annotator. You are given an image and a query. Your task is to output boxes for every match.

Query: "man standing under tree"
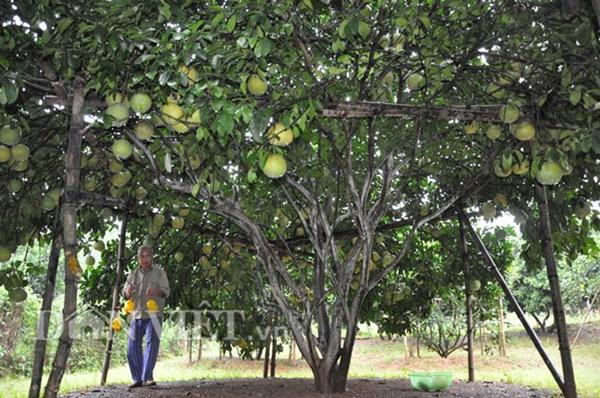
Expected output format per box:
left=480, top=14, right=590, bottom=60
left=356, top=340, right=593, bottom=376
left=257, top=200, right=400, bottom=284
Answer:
left=122, top=245, right=170, bottom=388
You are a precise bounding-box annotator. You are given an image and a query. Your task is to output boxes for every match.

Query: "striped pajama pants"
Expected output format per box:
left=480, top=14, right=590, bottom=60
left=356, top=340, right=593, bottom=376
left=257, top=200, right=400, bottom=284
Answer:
left=127, top=316, right=162, bottom=383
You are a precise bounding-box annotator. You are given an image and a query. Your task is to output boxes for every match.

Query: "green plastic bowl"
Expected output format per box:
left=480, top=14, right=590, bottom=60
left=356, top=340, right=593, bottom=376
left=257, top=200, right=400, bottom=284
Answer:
left=408, top=371, right=453, bottom=392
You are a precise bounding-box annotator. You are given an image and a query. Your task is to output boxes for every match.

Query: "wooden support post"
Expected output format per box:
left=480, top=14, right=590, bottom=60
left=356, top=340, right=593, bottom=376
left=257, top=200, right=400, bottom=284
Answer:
left=458, top=210, right=566, bottom=395
left=498, top=297, right=507, bottom=357
left=270, top=324, right=277, bottom=377
left=289, top=338, right=296, bottom=361
left=29, top=210, right=62, bottom=398
left=535, top=184, right=577, bottom=398
left=197, top=336, right=203, bottom=361
left=100, top=212, right=129, bottom=385
left=459, top=216, right=475, bottom=381
left=263, top=325, right=272, bottom=378
left=403, top=335, right=409, bottom=363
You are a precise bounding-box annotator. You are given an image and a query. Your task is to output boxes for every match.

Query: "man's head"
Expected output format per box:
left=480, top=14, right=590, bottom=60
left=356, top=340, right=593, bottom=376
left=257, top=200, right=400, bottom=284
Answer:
left=138, top=245, right=153, bottom=270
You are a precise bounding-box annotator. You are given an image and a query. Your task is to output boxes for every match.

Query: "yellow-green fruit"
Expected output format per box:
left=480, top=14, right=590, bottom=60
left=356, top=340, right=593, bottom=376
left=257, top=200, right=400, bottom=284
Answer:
left=42, top=195, right=57, bottom=211
left=160, top=103, right=184, bottom=125
left=48, top=189, right=60, bottom=204
left=494, top=193, right=509, bottom=208
left=481, top=202, right=496, bottom=219
left=0, top=145, right=11, bottom=162
left=179, top=65, right=199, bottom=86
left=8, top=288, right=27, bottom=303
left=0, top=246, right=12, bottom=262
left=511, top=121, right=535, bottom=141
left=406, top=73, right=424, bottom=90
left=202, top=244, right=212, bottom=255
left=470, top=279, right=481, bottom=292
left=111, top=139, right=133, bottom=160
left=267, top=123, right=294, bottom=146
left=575, top=201, right=591, bottom=218
left=486, top=126, right=502, bottom=140
left=512, top=159, right=530, bottom=175
left=83, top=177, right=97, bottom=192
left=85, top=255, right=95, bottom=266
left=130, top=93, right=152, bottom=114
left=10, top=144, right=30, bottom=162
left=134, top=121, right=154, bottom=141
left=247, top=74, right=267, bottom=95
left=106, top=103, right=130, bottom=124
left=134, top=186, right=148, bottom=200
left=382, top=71, right=395, bottom=85
left=174, top=252, right=184, bottom=263
left=111, top=170, right=132, bottom=187
left=499, top=104, right=520, bottom=124
left=8, top=179, right=22, bottom=193
left=178, top=207, right=190, bottom=217
left=171, top=216, right=185, bottom=229
left=486, top=83, right=506, bottom=99
left=108, top=158, right=123, bottom=173
left=11, top=160, right=28, bottom=172
left=465, top=121, right=478, bottom=134
left=110, top=186, right=125, bottom=198
left=153, top=213, right=165, bottom=226
left=93, top=241, right=105, bottom=251
left=0, top=125, right=21, bottom=145
left=536, top=161, right=563, bottom=185
left=105, top=93, right=123, bottom=105
left=262, top=154, right=287, bottom=178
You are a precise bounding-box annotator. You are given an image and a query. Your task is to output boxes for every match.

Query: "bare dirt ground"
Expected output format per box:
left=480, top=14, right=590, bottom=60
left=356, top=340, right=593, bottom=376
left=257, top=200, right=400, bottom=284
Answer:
left=61, top=377, right=552, bottom=398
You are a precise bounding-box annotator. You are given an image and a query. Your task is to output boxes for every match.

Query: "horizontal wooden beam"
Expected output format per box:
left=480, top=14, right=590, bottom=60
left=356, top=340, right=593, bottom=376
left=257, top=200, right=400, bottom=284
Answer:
left=322, top=101, right=505, bottom=122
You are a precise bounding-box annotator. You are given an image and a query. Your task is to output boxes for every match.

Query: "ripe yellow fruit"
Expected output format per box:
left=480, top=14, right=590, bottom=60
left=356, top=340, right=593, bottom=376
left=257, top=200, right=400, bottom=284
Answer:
left=0, top=145, right=11, bottom=162
left=172, top=122, right=190, bottom=134
left=179, top=65, right=199, bottom=86
left=267, top=123, right=294, bottom=146
left=146, top=299, right=158, bottom=312
left=0, top=125, right=21, bottom=145
left=262, top=154, right=287, bottom=178
left=247, top=74, right=267, bottom=95
left=186, top=109, right=201, bottom=124
left=171, top=216, right=185, bottom=229
left=511, top=121, right=535, bottom=141
left=160, top=103, right=184, bottom=125
left=124, top=299, right=135, bottom=314
left=130, top=93, right=152, bottom=114
left=111, top=317, right=123, bottom=332
left=111, top=139, right=133, bottom=160
left=406, top=73, right=424, bottom=90
left=134, top=121, right=154, bottom=140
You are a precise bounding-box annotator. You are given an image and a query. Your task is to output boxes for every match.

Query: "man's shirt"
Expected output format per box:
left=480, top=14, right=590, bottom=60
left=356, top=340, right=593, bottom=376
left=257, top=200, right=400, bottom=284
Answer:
left=122, top=265, right=170, bottom=319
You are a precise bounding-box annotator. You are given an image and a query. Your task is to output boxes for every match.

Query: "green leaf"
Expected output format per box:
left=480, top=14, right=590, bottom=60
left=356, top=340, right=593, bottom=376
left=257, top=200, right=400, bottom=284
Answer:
left=135, top=54, right=156, bottom=64
left=250, top=109, right=272, bottom=141
left=226, top=15, right=237, bottom=33
left=569, top=86, right=582, bottom=105
left=158, top=71, right=171, bottom=86
left=338, top=19, right=350, bottom=39
left=254, top=38, right=273, bottom=58
left=159, top=3, right=171, bottom=20
left=302, top=0, right=314, bottom=10
left=192, top=182, right=200, bottom=197
left=247, top=168, right=257, bottom=183
left=56, top=18, right=73, bottom=34
left=358, top=21, right=370, bottom=39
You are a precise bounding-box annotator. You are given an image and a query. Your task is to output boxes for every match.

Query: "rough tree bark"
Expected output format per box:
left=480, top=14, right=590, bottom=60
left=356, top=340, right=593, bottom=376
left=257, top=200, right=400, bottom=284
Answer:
left=100, top=212, right=129, bottom=385
left=28, top=209, right=62, bottom=398
left=535, top=184, right=577, bottom=398
left=43, top=77, right=85, bottom=398
left=498, top=297, right=507, bottom=357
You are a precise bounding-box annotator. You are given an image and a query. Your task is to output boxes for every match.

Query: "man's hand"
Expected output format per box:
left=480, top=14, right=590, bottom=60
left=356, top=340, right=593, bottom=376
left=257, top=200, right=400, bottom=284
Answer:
left=125, top=283, right=135, bottom=298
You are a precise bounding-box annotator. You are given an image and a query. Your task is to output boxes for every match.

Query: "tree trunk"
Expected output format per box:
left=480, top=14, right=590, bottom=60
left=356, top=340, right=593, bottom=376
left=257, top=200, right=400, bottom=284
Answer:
left=100, top=212, right=128, bottom=385
left=459, top=216, right=475, bottom=382
left=43, top=78, right=85, bottom=398
left=498, top=297, right=507, bottom=357
left=535, top=184, right=577, bottom=398
left=29, top=217, right=62, bottom=398
left=197, top=337, right=202, bottom=361
left=416, top=321, right=421, bottom=358
left=403, top=335, right=409, bottom=363
left=479, top=322, right=485, bottom=356
left=289, top=339, right=296, bottom=361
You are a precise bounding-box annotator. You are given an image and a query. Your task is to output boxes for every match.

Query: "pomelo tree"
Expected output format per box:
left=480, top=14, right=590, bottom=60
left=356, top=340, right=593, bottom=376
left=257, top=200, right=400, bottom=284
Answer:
left=1, top=0, right=599, bottom=396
